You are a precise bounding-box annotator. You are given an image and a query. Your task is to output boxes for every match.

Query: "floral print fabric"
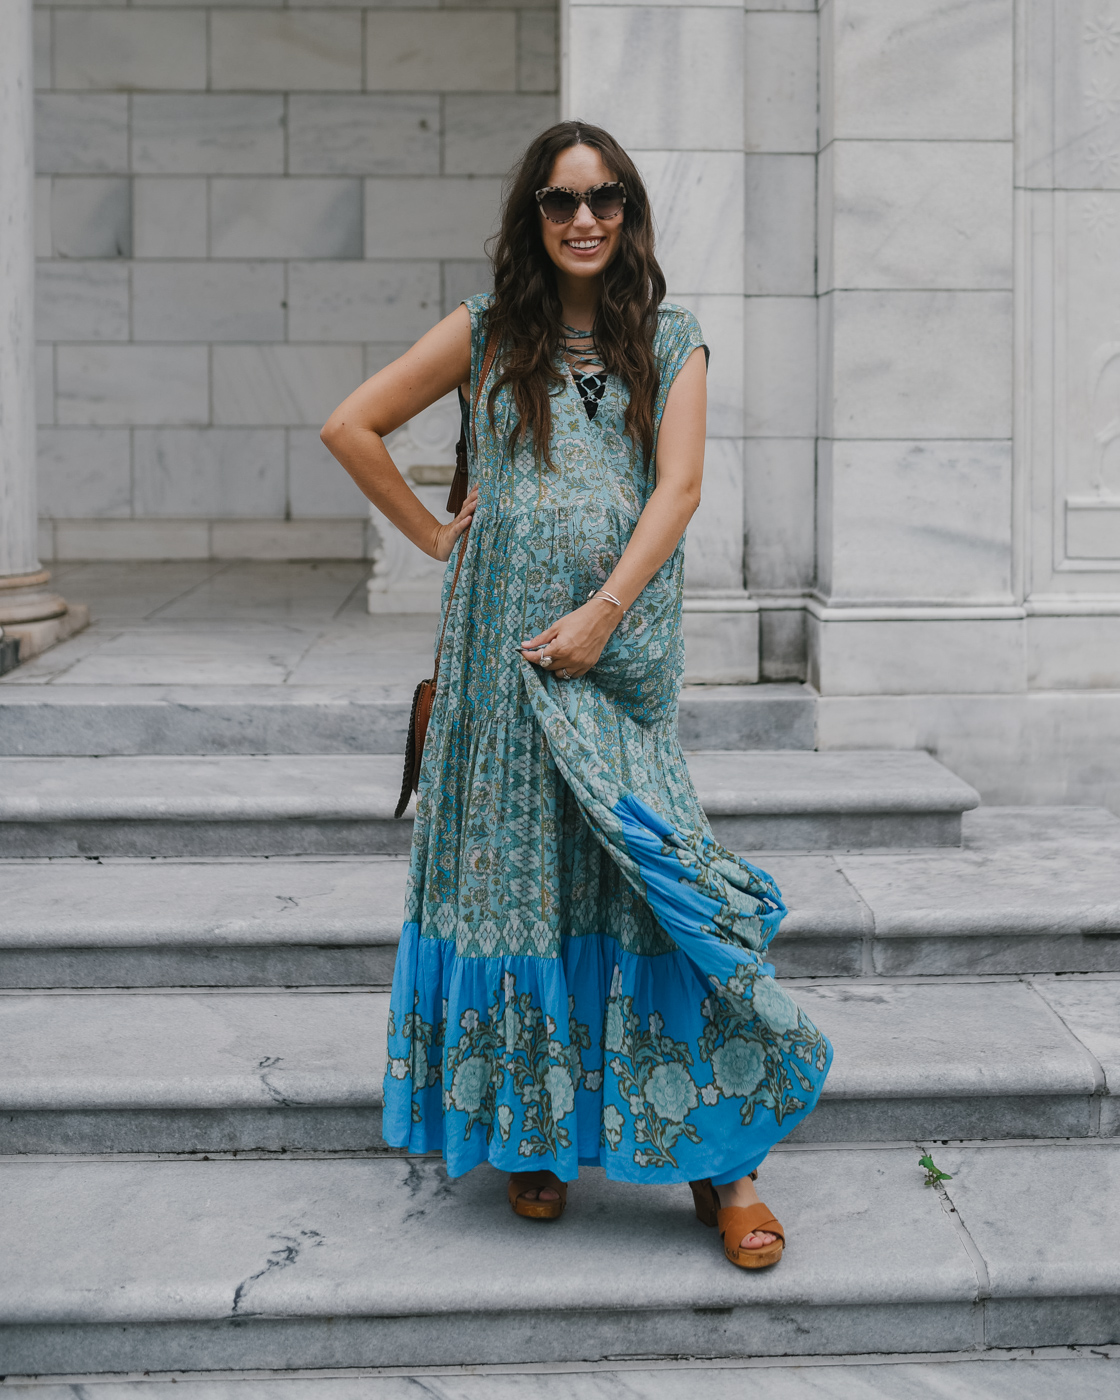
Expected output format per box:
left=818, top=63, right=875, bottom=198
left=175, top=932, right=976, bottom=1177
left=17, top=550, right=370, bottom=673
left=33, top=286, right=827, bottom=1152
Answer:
left=383, top=295, right=832, bottom=1183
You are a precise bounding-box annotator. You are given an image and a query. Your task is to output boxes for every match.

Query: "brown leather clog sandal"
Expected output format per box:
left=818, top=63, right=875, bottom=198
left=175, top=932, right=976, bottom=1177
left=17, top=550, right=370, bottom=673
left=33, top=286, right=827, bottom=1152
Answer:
left=717, top=1201, right=785, bottom=1269
left=508, top=1170, right=567, bottom=1220
left=689, top=1174, right=784, bottom=1270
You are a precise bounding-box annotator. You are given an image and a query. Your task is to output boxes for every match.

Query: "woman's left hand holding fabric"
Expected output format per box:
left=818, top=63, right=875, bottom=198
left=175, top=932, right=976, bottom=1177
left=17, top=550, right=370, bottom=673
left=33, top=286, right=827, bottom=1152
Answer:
left=520, top=599, right=620, bottom=679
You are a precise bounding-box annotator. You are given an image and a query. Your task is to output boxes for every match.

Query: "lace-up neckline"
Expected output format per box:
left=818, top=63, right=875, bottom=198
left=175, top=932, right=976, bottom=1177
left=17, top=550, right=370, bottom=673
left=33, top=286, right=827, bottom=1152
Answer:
left=561, top=322, right=607, bottom=420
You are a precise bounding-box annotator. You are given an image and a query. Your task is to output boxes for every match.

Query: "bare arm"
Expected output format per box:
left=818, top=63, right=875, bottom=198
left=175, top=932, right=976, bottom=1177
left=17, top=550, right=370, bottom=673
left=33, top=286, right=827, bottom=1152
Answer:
left=520, top=345, right=707, bottom=677
left=320, top=305, right=477, bottom=562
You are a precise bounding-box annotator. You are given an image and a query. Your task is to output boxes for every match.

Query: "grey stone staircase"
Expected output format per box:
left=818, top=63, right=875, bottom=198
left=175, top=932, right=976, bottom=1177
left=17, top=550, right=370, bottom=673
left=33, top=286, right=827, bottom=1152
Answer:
left=1, top=1144, right=1118, bottom=1375
left=0, top=747, right=978, bottom=856
left=5, top=1356, right=1119, bottom=1399
left=0, top=681, right=818, bottom=756
left=0, top=680, right=1117, bottom=1378
left=1, top=975, right=1115, bottom=1155
left=2, top=808, right=1116, bottom=990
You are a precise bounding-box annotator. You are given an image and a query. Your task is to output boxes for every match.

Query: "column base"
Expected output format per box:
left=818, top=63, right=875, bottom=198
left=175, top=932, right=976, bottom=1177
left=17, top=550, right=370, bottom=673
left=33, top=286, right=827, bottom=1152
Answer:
left=682, top=591, right=760, bottom=685
left=0, top=570, right=90, bottom=670
left=2, top=604, right=90, bottom=666
left=0, top=569, right=67, bottom=623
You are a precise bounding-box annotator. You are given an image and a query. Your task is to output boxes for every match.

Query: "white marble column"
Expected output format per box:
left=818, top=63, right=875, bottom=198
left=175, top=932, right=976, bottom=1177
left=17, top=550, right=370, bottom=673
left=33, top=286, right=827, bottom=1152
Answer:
left=564, top=0, right=759, bottom=682
left=812, top=0, right=1019, bottom=696
left=0, top=0, right=86, bottom=666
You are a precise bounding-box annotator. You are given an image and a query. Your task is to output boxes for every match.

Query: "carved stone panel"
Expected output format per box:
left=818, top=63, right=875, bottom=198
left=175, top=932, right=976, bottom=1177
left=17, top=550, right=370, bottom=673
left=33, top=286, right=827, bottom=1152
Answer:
left=1020, top=1, right=1120, bottom=590
left=1026, top=191, right=1120, bottom=580
left=1020, top=0, right=1120, bottom=190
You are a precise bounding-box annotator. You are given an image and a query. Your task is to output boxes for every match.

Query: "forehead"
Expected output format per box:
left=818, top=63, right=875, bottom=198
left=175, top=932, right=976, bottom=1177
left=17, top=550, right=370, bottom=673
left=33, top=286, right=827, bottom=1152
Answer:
left=546, top=143, right=616, bottom=188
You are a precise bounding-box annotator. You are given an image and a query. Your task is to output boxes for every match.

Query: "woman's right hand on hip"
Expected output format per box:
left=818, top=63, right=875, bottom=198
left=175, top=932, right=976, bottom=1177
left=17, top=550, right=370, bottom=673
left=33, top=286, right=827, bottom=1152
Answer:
left=432, top=486, right=479, bottom=561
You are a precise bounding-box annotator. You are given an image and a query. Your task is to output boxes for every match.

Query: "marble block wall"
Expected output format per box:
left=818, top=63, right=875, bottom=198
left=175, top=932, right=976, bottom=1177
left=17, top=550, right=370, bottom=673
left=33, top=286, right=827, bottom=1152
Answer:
left=32, top=1, right=558, bottom=561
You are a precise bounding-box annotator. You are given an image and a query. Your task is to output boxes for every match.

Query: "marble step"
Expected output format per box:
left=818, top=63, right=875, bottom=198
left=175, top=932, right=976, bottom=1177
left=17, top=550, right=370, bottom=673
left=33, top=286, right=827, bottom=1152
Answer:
left=1, top=1141, right=1117, bottom=1372
left=0, top=750, right=979, bottom=858
left=0, top=857, right=409, bottom=989
left=0, top=683, right=816, bottom=756
left=2, top=809, right=1118, bottom=990
left=3, top=1355, right=1118, bottom=1400
left=1, top=975, right=1115, bottom=1154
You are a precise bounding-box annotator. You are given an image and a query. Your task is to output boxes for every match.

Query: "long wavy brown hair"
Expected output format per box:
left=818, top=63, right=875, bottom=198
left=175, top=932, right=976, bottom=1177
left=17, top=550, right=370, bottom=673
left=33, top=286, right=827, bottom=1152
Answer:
left=485, top=120, right=667, bottom=468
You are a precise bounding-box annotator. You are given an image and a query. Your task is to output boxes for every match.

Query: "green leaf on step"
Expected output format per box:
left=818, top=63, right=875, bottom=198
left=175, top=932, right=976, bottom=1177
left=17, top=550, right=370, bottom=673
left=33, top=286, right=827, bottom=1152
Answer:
left=919, top=1153, right=953, bottom=1186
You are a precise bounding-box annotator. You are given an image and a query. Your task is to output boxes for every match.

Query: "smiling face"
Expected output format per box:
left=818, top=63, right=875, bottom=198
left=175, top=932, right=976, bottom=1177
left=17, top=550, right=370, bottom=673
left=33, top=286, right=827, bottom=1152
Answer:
left=538, top=143, right=624, bottom=288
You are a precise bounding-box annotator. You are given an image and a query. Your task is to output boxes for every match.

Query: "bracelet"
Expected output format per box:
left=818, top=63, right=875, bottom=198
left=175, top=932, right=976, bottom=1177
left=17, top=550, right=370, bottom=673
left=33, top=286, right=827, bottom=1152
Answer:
left=589, top=588, right=625, bottom=611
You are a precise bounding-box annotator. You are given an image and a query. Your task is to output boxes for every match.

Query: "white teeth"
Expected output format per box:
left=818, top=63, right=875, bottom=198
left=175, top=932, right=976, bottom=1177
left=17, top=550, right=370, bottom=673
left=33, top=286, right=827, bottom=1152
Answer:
left=568, top=239, right=602, bottom=249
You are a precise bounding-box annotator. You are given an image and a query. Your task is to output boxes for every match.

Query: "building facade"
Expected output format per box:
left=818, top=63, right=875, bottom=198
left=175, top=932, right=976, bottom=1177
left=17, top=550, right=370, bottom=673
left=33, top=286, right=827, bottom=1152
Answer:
left=2, top=0, right=1120, bottom=806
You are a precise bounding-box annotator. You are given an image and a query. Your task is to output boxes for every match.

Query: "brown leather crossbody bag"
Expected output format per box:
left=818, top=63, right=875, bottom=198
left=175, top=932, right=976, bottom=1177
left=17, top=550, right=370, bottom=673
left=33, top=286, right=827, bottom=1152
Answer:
left=394, top=333, right=498, bottom=819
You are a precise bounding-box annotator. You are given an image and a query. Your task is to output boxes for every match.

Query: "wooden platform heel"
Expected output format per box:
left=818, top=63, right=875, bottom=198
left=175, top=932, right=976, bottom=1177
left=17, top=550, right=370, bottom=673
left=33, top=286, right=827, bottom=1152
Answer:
left=508, top=1171, right=568, bottom=1220
left=689, top=1172, right=784, bottom=1270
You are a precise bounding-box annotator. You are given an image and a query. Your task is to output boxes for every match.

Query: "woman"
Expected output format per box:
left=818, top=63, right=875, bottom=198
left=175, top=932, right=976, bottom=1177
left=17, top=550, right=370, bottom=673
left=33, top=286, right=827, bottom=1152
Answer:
left=322, top=121, right=831, bottom=1270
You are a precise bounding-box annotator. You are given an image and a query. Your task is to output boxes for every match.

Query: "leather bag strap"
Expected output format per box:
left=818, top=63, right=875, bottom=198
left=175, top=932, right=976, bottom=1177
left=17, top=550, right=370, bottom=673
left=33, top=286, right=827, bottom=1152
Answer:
left=431, top=329, right=499, bottom=681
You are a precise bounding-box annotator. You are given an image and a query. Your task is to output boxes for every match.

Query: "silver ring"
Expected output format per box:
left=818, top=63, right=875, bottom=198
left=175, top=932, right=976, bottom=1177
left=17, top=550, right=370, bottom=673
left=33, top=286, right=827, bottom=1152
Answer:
left=541, top=655, right=552, bottom=668
left=558, top=668, right=571, bottom=679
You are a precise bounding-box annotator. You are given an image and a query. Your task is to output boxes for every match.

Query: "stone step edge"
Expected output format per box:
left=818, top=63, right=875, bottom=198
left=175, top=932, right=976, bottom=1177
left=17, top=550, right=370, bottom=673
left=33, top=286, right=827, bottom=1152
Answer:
left=6, top=907, right=1120, bottom=945
left=4, top=1081, right=1115, bottom=1114
left=1, top=981, right=1112, bottom=1114
left=0, top=753, right=980, bottom=822
left=0, top=1144, right=1116, bottom=1374
left=0, top=1350, right=1115, bottom=1396
left=5, top=1078, right=1111, bottom=1113
left=0, top=685, right=818, bottom=755
left=0, top=683, right=816, bottom=706
left=1, top=1296, right=1109, bottom=1376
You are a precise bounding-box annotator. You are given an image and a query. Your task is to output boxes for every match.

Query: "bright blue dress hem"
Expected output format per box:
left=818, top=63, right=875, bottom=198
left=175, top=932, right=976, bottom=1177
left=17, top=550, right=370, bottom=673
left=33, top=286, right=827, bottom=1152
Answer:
left=383, top=781, right=832, bottom=1186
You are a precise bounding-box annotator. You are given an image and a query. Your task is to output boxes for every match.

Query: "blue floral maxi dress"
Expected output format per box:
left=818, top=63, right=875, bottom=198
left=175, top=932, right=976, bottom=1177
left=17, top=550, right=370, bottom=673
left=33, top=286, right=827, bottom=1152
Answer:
left=383, top=297, right=832, bottom=1185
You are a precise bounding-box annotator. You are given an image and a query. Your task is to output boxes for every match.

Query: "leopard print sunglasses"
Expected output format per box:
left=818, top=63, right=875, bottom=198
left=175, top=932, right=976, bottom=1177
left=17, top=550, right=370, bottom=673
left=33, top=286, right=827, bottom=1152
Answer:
left=535, top=181, right=627, bottom=224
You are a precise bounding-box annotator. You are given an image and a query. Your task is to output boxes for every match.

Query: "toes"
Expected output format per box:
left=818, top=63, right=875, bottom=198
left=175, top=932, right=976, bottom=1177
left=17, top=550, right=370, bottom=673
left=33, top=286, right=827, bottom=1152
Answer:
left=538, top=1188, right=560, bottom=1201
left=743, top=1231, right=776, bottom=1249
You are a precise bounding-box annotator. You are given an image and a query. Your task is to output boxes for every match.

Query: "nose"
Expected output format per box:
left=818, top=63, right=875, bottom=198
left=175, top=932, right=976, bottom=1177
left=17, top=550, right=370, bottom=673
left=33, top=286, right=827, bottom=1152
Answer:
left=570, top=200, right=598, bottom=231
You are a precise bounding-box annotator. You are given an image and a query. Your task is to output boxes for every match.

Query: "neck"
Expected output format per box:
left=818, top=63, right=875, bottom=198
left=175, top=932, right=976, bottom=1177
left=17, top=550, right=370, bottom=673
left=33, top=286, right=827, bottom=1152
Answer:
left=555, top=272, right=600, bottom=332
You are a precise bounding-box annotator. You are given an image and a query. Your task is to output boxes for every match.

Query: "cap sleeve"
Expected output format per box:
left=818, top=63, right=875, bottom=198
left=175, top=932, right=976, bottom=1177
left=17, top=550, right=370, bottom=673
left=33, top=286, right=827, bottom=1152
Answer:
left=461, top=293, right=494, bottom=396
left=654, top=303, right=708, bottom=429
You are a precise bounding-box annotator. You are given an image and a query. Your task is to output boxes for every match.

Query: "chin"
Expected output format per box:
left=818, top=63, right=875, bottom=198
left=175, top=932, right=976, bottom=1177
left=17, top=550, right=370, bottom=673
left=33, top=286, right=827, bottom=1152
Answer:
left=564, top=254, right=611, bottom=278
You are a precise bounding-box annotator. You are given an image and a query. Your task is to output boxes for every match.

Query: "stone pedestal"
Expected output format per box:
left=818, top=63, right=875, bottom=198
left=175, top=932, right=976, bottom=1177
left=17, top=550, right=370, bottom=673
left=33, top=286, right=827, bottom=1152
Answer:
left=0, top=571, right=90, bottom=663
left=682, top=592, right=760, bottom=686
left=367, top=394, right=459, bottom=615
left=0, top=0, right=86, bottom=668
